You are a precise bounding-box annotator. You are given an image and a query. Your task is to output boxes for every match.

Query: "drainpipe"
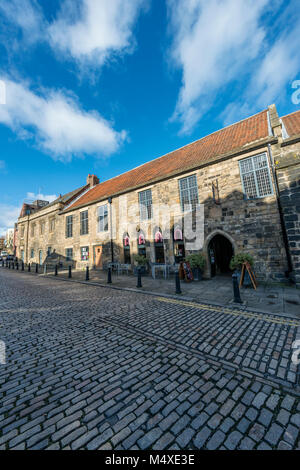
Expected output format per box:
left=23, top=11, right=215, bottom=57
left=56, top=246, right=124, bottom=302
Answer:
left=267, top=144, right=293, bottom=278
left=108, top=197, right=114, bottom=263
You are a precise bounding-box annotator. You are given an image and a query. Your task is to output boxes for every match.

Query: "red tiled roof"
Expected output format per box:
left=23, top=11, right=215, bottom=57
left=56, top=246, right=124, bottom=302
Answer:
left=65, top=109, right=270, bottom=211
left=282, top=109, right=300, bottom=137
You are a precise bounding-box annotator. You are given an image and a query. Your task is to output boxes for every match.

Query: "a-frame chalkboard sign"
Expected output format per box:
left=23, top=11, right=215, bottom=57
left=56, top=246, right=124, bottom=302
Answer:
left=239, top=261, right=257, bottom=290
left=179, top=261, right=194, bottom=282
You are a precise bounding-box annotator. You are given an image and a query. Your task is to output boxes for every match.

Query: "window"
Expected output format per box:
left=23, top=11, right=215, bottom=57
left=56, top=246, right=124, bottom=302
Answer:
left=40, top=222, right=45, bottom=235
left=30, top=249, right=34, bottom=258
left=239, top=153, right=273, bottom=199
left=80, top=211, right=89, bottom=235
left=97, top=205, right=108, bottom=232
left=139, top=189, right=152, bottom=220
left=66, top=215, right=73, bottom=238
left=173, top=225, right=185, bottom=263
left=66, top=248, right=73, bottom=261
left=47, top=247, right=52, bottom=256
left=123, top=234, right=131, bottom=264
left=81, top=246, right=89, bottom=261
left=154, top=229, right=165, bottom=264
left=179, top=175, right=199, bottom=211
left=50, top=218, right=55, bottom=232
left=137, top=231, right=146, bottom=257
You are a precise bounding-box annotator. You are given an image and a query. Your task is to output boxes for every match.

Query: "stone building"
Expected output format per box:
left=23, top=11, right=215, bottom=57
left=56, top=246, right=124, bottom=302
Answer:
left=16, top=105, right=300, bottom=285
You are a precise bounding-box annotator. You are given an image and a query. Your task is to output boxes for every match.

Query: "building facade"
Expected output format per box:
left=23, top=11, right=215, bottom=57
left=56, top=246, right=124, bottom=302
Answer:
left=16, top=105, right=300, bottom=286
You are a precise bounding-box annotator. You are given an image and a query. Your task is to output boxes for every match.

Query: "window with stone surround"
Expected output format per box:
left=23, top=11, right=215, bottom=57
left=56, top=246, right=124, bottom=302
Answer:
left=66, top=215, right=73, bottom=238
left=40, top=221, right=45, bottom=235
left=139, top=189, right=152, bottom=220
left=179, top=174, right=199, bottom=211
left=97, top=204, right=108, bottom=232
left=30, top=248, right=34, bottom=258
left=81, top=246, right=89, bottom=261
left=66, top=248, right=73, bottom=261
left=49, top=218, right=55, bottom=233
left=80, top=211, right=89, bottom=235
left=239, top=153, right=273, bottom=199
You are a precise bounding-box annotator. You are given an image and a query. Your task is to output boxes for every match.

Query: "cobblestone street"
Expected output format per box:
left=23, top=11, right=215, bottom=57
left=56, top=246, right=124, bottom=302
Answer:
left=0, top=269, right=300, bottom=450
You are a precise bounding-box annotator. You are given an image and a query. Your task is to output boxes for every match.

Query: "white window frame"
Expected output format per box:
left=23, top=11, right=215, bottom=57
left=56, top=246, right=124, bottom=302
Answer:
left=178, top=174, right=199, bottom=212
left=97, top=204, right=109, bottom=232
left=80, top=210, right=89, bottom=236
left=139, top=189, right=153, bottom=221
left=66, top=215, right=73, bottom=238
left=239, top=153, right=273, bottom=199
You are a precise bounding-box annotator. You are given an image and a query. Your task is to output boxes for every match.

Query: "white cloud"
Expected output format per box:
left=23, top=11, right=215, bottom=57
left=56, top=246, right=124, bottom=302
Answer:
left=48, top=0, right=147, bottom=69
left=1, top=0, right=147, bottom=71
left=0, top=204, right=20, bottom=237
left=0, top=77, right=127, bottom=160
left=167, top=0, right=269, bottom=133
left=222, top=9, right=300, bottom=125
left=26, top=192, right=57, bottom=203
left=0, top=0, right=43, bottom=46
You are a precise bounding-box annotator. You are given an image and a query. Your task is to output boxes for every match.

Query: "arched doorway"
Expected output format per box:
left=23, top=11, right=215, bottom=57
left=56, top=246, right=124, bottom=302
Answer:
left=208, top=234, right=233, bottom=277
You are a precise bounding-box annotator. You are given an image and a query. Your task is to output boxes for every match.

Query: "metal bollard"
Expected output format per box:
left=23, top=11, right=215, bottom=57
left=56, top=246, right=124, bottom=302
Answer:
left=28, top=263, right=31, bottom=272
left=55, top=265, right=58, bottom=276
left=8, top=262, right=11, bottom=269
left=232, top=272, right=242, bottom=303
left=22, top=261, right=24, bottom=271
left=107, top=267, right=112, bottom=284
left=175, top=270, right=182, bottom=294
left=86, top=266, right=89, bottom=281
left=12, top=262, right=14, bottom=270
left=16, top=262, right=19, bottom=270
left=68, top=265, right=72, bottom=279
left=136, top=266, right=142, bottom=288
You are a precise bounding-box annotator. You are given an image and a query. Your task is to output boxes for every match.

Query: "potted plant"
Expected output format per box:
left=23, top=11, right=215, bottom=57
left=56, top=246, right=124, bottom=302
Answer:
left=133, top=254, right=148, bottom=276
left=229, top=252, right=254, bottom=286
left=185, top=253, right=206, bottom=281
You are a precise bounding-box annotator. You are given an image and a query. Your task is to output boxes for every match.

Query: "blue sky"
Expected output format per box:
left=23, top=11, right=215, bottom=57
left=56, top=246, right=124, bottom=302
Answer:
left=0, top=0, right=299, bottom=235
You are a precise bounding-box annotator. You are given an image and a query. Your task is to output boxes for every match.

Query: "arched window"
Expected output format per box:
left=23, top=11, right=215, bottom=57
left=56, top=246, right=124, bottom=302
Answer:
left=123, top=234, right=131, bottom=264
left=173, top=225, right=185, bottom=263
left=137, top=231, right=146, bottom=257
left=154, top=228, right=165, bottom=264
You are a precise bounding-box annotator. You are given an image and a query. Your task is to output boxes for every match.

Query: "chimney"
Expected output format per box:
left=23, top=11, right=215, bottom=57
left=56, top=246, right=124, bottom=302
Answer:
left=87, top=174, right=99, bottom=187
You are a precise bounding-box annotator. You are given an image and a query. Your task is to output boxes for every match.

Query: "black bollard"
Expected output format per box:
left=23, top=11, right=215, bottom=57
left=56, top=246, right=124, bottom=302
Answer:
left=8, top=262, right=11, bottom=269
left=22, top=261, right=24, bottom=271
left=136, top=266, right=142, bottom=288
left=16, top=262, right=19, bottom=270
left=35, top=263, right=38, bottom=274
left=55, top=265, right=58, bottom=276
left=107, top=267, right=112, bottom=284
left=12, top=262, right=14, bottom=270
left=175, top=270, right=182, bottom=294
left=28, top=263, right=31, bottom=272
left=232, top=272, right=242, bottom=304
left=68, top=265, right=72, bottom=279
left=86, top=266, right=89, bottom=281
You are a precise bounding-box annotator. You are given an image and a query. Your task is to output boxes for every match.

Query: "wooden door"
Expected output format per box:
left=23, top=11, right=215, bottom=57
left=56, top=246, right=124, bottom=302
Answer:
left=94, top=246, right=103, bottom=268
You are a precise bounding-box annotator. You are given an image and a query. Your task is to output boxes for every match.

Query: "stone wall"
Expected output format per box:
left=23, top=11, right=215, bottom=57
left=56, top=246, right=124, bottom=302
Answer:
left=276, top=141, right=300, bottom=286
left=17, top=144, right=290, bottom=283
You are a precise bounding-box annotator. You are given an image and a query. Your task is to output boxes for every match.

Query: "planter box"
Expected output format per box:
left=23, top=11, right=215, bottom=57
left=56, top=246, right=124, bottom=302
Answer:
left=192, top=267, right=203, bottom=281
left=134, top=266, right=147, bottom=276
